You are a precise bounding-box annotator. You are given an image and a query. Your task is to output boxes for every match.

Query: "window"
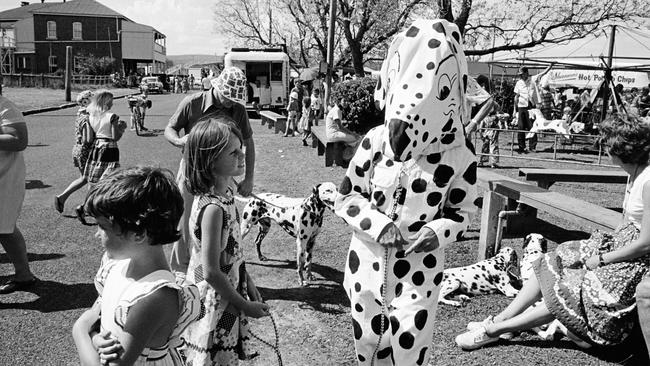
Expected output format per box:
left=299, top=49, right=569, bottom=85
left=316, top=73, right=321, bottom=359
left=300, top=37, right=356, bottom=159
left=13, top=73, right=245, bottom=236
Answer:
left=18, top=56, right=27, bottom=69
left=271, top=63, right=283, bottom=81
left=48, top=55, right=57, bottom=72
left=72, top=22, right=82, bottom=40
left=46, top=21, right=56, bottom=39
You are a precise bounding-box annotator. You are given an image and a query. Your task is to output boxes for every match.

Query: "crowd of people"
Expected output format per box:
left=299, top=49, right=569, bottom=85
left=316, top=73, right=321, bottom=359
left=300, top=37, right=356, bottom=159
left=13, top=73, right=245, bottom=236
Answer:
left=2, top=17, right=650, bottom=366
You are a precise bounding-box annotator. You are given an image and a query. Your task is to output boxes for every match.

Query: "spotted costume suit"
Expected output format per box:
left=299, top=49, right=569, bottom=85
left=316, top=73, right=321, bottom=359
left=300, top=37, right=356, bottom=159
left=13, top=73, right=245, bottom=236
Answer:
left=334, top=20, right=478, bottom=365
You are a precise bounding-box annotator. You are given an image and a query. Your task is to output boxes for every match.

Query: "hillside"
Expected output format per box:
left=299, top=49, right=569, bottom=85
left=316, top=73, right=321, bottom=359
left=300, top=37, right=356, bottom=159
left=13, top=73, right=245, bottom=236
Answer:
left=166, top=54, right=222, bottom=67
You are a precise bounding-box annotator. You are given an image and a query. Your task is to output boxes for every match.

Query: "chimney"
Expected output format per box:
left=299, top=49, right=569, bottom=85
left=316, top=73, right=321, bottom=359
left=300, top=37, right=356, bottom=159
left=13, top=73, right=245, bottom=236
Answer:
left=20, top=1, right=29, bottom=6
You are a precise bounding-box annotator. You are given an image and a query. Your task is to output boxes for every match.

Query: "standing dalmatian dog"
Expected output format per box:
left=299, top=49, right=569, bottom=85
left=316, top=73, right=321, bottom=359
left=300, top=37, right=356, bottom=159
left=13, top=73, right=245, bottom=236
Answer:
left=437, top=247, right=520, bottom=307
left=335, top=19, right=478, bottom=365
left=239, top=182, right=338, bottom=286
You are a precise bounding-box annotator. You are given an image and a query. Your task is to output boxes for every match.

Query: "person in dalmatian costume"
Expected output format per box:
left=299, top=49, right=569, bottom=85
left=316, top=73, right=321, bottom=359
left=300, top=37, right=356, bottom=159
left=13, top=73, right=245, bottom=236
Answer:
left=334, top=19, right=478, bottom=366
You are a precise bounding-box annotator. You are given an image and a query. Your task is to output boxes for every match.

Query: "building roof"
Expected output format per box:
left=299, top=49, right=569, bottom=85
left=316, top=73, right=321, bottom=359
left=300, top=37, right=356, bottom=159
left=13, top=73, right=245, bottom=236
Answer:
left=0, top=2, right=54, bottom=21
left=34, top=0, right=129, bottom=19
left=0, top=0, right=130, bottom=22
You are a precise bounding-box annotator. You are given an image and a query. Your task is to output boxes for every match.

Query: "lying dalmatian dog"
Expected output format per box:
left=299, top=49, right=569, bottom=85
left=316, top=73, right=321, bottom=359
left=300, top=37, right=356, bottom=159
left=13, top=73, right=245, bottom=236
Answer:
left=520, top=233, right=548, bottom=283
left=438, top=247, right=520, bottom=307
left=239, top=182, right=338, bottom=286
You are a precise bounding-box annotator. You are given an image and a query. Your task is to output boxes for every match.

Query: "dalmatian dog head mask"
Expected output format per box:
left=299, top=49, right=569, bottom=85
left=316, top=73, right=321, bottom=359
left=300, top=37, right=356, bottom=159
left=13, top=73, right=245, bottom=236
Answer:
left=375, top=19, right=469, bottom=162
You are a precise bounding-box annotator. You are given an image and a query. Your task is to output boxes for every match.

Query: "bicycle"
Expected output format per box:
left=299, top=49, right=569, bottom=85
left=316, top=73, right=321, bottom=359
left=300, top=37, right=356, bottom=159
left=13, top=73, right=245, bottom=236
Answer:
left=127, top=97, right=147, bottom=136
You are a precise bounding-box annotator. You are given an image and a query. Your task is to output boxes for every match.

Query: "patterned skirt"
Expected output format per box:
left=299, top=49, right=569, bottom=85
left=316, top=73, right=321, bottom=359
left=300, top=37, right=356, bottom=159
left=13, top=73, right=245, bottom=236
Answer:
left=84, top=139, right=119, bottom=183
left=535, top=222, right=650, bottom=346
left=72, top=142, right=92, bottom=174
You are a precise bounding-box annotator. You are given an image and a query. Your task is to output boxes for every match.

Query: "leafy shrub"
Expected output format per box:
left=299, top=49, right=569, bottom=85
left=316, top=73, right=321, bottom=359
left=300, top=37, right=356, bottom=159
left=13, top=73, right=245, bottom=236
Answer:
left=331, top=77, right=384, bottom=134
left=75, top=54, right=118, bottom=75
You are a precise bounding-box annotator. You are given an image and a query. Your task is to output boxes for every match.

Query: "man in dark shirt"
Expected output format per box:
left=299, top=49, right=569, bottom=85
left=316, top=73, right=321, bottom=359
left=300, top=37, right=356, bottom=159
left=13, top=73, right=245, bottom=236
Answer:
left=165, top=66, right=256, bottom=278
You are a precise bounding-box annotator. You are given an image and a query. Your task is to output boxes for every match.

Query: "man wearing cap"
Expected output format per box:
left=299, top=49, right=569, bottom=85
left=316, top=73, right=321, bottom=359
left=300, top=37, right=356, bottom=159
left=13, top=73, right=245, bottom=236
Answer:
left=164, top=66, right=256, bottom=278
left=513, top=64, right=553, bottom=152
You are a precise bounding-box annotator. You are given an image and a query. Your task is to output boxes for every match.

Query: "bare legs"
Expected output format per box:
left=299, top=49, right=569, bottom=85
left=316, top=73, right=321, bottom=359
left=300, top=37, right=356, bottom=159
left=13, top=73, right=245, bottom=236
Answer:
left=485, top=275, right=555, bottom=337
left=0, top=227, right=34, bottom=281
left=56, top=175, right=87, bottom=210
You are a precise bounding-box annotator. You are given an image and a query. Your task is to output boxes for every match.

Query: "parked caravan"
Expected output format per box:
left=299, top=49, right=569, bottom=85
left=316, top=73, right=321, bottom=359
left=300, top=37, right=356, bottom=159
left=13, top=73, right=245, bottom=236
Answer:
left=224, top=48, right=290, bottom=111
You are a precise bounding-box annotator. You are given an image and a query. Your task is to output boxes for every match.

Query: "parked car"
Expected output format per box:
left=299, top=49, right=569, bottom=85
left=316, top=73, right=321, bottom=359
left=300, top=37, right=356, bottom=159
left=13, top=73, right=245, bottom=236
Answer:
left=150, top=73, right=171, bottom=92
left=140, top=76, right=164, bottom=93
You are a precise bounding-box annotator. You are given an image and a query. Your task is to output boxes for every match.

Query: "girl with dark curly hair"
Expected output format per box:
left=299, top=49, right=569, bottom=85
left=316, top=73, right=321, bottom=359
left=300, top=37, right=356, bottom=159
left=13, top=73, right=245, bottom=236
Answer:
left=457, top=114, right=650, bottom=351
left=72, top=167, right=203, bottom=365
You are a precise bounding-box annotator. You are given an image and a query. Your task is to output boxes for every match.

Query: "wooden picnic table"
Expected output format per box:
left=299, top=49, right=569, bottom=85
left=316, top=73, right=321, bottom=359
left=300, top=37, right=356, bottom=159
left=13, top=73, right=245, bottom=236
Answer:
left=477, top=168, right=622, bottom=259
left=518, top=168, right=628, bottom=189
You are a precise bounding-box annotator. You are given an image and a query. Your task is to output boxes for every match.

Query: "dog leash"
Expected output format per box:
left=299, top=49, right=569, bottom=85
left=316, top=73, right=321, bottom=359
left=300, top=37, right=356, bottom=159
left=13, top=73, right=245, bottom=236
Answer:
left=231, top=178, right=301, bottom=210
left=248, top=312, right=283, bottom=366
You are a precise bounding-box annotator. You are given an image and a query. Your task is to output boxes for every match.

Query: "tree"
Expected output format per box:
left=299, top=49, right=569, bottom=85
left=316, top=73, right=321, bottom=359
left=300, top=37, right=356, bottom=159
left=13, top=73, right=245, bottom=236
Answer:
left=214, top=0, right=428, bottom=75
left=436, top=0, right=649, bottom=56
left=337, top=0, right=430, bottom=76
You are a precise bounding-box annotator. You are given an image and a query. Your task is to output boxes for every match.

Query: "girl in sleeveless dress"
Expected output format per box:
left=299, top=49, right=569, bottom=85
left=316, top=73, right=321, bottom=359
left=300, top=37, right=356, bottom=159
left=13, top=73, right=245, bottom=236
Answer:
left=72, top=166, right=203, bottom=365
left=456, top=114, right=650, bottom=350
left=84, top=90, right=125, bottom=184
left=182, top=118, right=269, bottom=365
left=54, top=90, right=94, bottom=213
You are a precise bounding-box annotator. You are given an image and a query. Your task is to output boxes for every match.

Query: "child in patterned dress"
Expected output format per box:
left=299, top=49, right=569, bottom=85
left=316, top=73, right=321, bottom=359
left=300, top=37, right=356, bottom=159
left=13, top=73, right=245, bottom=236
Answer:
left=72, top=166, right=203, bottom=365
left=54, top=90, right=94, bottom=213
left=182, top=118, right=269, bottom=365
left=84, top=91, right=125, bottom=184
left=300, top=96, right=312, bottom=146
left=285, top=91, right=300, bottom=137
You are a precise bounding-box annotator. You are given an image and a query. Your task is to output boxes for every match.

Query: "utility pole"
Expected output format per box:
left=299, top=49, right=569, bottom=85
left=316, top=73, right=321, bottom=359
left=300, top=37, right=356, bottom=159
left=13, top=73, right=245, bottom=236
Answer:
left=601, top=24, right=616, bottom=121
left=268, top=0, right=272, bottom=45
left=489, top=25, right=496, bottom=80
left=325, top=0, right=337, bottom=107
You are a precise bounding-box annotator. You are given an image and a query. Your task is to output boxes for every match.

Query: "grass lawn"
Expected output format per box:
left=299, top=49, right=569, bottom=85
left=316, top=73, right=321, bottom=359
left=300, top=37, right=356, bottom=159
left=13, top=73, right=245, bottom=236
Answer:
left=0, top=91, right=647, bottom=365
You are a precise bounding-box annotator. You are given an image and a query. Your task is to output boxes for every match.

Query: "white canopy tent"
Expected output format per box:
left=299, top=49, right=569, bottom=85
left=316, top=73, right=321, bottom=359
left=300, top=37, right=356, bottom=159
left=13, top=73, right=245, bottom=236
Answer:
left=490, top=25, right=650, bottom=71
left=489, top=25, right=650, bottom=119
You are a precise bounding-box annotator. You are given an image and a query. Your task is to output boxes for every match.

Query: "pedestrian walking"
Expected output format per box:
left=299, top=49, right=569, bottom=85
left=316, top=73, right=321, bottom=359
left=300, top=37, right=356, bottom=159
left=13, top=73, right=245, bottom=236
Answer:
left=54, top=90, right=94, bottom=213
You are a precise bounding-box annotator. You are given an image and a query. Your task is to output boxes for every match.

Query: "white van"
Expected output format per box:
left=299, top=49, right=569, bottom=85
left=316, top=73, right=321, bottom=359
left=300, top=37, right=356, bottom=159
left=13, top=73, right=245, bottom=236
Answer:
left=224, top=48, right=290, bottom=111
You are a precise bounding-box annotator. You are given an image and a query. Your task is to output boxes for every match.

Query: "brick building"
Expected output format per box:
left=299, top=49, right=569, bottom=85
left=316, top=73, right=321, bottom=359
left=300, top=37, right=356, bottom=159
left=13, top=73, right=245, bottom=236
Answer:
left=0, top=0, right=166, bottom=75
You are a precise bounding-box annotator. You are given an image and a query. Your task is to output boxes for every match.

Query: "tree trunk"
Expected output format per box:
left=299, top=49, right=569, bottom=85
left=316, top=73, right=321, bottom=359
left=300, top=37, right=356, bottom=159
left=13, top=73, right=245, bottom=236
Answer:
left=437, top=0, right=454, bottom=23
left=349, top=39, right=365, bottom=76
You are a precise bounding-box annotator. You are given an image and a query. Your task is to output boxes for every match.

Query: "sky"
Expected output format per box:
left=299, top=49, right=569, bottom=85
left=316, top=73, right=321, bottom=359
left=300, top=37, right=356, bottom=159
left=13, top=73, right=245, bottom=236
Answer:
left=0, top=0, right=228, bottom=55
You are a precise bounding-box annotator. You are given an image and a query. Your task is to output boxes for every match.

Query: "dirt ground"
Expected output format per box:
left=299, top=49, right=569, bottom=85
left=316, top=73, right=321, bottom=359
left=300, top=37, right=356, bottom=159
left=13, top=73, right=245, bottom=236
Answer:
left=1, top=91, right=645, bottom=365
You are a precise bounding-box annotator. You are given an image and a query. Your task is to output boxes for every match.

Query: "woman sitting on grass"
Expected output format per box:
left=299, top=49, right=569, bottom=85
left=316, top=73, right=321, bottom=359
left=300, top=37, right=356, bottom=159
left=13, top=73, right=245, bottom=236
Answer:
left=456, top=114, right=650, bottom=351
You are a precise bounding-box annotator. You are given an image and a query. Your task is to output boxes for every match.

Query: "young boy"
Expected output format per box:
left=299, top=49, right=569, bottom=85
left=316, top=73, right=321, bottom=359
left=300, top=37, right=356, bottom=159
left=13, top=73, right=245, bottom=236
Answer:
left=478, top=103, right=503, bottom=168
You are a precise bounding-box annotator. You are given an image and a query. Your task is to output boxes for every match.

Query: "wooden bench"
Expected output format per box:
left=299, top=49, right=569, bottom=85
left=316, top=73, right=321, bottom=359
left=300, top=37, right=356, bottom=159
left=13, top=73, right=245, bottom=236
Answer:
left=259, top=111, right=286, bottom=134
left=310, top=125, right=347, bottom=167
left=519, top=168, right=628, bottom=189
left=477, top=168, right=621, bottom=260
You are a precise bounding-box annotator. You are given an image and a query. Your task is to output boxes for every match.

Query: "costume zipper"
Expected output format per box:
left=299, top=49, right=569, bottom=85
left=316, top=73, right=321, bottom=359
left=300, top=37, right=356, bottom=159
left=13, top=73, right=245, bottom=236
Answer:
left=370, top=171, right=405, bottom=365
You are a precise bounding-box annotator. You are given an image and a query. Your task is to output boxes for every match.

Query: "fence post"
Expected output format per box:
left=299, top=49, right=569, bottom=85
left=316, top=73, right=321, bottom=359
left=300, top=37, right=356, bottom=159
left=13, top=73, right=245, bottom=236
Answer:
left=40, top=73, right=44, bottom=88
